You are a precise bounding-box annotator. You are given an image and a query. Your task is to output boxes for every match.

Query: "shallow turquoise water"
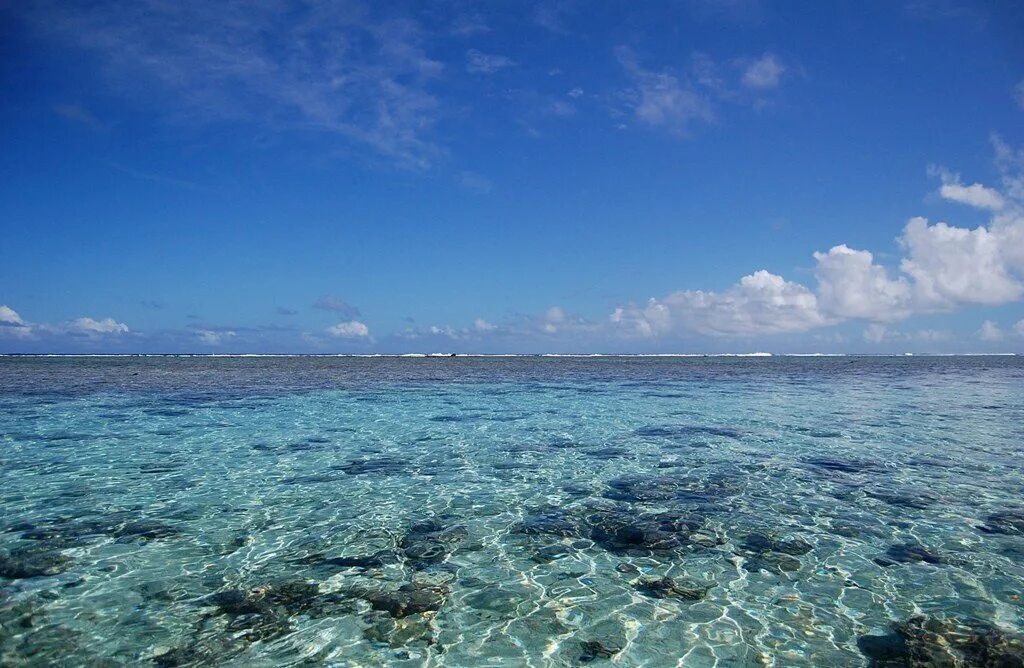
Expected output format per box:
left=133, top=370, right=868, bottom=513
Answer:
left=1, top=356, right=1023, bottom=666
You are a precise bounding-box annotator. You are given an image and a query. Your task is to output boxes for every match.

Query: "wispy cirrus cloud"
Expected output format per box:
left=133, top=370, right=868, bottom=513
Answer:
left=740, top=53, right=786, bottom=90
left=53, top=103, right=106, bottom=131
left=615, top=47, right=790, bottom=136
left=313, top=296, right=361, bottom=318
left=25, top=0, right=446, bottom=169
left=466, top=49, right=514, bottom=74
left=615, top=47, right=715, bottom=137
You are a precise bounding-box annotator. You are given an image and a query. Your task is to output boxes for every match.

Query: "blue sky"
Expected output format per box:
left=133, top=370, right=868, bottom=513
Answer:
left=1, top=0, right=1023, bottom=353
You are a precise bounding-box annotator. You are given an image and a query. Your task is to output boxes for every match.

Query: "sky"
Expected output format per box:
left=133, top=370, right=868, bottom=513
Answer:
left=1, top=0, right=1023, bottom=354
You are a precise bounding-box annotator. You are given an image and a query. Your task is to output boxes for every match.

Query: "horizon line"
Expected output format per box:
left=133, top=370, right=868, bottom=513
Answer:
left=0, top=352, right=1019, bottom=358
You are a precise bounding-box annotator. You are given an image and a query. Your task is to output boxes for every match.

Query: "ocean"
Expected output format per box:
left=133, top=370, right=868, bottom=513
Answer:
left=1, top=355, right=1022, bottom=666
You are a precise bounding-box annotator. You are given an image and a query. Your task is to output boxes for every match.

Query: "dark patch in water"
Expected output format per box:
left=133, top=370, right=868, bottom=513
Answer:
left=635, top=425, right=744, bottom=439
left=16, top=515, right=180, bottom=547
left=866, top=488, right=937, bottom=510
left=579, top=639, right=622, bottom=663
left=429, top=415, right=481, bottom=423
left=399, top=520, right=468, bottom=570
left=858, top=616, right=1024, bottom=667
left=585, top=447, right=629, bottom=460
left=603, top=473, right=739, bottom=504
left=804, top=458, right=882, bottom=474
left=297, top=550, right=399, bottom=571
left=874, top=542, right=945, bottom=567
left=632, top=575, right=712, bottom=601
left=518, top=505, right=719, bottom=555
left=977, top=509, right=1024, bottom=536
left=281, top=473, right=342, bottom=485
left=735, top=532, right=811, bottom=574
left=334, top=457, right=408, bottom=476
left=0, top=546, right=72, bottom=579
left=138, top=463, right=181, bottom=475
left=740, top=532, right=812, bottom=556
left=359, top=582, right=449, bottom=619
left=145, top=409, right=191, bottom=417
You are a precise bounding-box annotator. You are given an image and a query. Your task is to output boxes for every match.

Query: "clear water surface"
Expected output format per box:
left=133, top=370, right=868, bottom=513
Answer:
left=1, top=356, right=1023, bottom=666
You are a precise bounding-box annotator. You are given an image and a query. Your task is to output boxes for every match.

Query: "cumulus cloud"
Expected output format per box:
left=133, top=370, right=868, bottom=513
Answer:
left=609, top=138, right=1024, bottom=339
left=813, top=245, right=912, bottom=322
left=740, top=53, right=785, bottom=90
left=615, top=271, right=832, bottom=337
left=0, top=306, right=34, bottom=339
left=939, top=181, right=1006, bottom=210
left=67, top=317, right=129, bottom=335
left=899, top=217, right=1022, bottom=306
left=931, top=166, right=1006, bottom=210
left=0, top=306, right=132, bottom=342
left=977, top=320, right=1004, bottom=341
left=327, top=320, right=370, bottom=338
left=195, top=329, right=236, bottom=345
left=662, top=271, right=831, bottom=335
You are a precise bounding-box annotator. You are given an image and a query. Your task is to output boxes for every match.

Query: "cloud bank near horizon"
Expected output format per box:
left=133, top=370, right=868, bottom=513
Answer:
left=607, top=136, right=1024, bottom=340
left=4, top=138, right=1024, bottom=352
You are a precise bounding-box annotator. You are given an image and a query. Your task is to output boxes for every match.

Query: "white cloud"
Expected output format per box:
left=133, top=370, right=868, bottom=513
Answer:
left=465, top=49, right=514, bottom=74
left=0, top=306, right=24, bottom=325
left=813, top=245, right=912, bottom=322
left=195, top=329, right=236, bottom=345
left=977, top=320, right=1004, bottom=341
left=473, top=318, right=496, bottom=332
left=616, top=47, right=714, bottom=136
left=899, top=217, right=1023, bottom=306
left=1015, top=319, right=1024, bottom=337
left=932, top=166, right=1006, bottom=210
left=26, top=2, right=446, bottom=169
left=609, top=139, right=1024, bottom=339
left=610, top=300, right=672, bottom=338
left=327, top=320, right=370, bottom=338
left=68, top=317, right=129, bottom=335
left=940, top=181, right=1006, bottom=210
left=645, top=270, right=831, bottom=336
left=741, top=53, right=785, bottom=90
left=1, top=306, right=131, bottom=342
left=0, top=305, right=34, bottom=339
